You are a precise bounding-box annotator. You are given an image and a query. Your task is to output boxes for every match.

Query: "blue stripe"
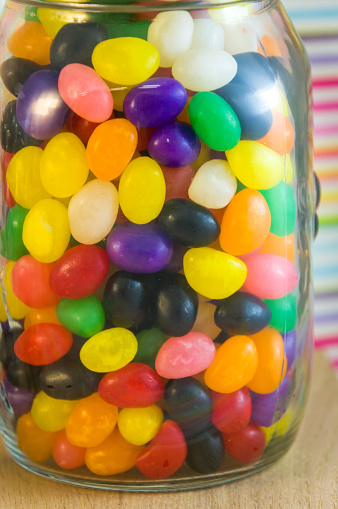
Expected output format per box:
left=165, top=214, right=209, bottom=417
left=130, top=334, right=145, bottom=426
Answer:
left=314, top=265, right=338, bottom=276
left=289, top=8, right=338, bottom=19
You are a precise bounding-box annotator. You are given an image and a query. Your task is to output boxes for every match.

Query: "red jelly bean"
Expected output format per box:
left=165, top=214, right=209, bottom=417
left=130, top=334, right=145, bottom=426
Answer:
left=98, top=363, right=164, bottom=408
left=223, top=421, right=266, bottom=464
left=11, top=255, right=60, bottom=308
left=136, top=126, right=156, bottom=152
left=67, top=111, right=104, bottom=146
left=161, top=165, right=195, bottom=201
left=136, top=420, right=187, bottom=479
left=53, top=429, right=86, bottom=470
left=49, top=245, right=110, bottom=299
left=14, top=324, right=73, bottom=365
left=211, top=387, right=252, bottom=434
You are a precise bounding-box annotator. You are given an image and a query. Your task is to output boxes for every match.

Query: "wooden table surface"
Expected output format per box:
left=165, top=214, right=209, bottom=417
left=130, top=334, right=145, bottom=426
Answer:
left=0, top=352, right=337, bottom=509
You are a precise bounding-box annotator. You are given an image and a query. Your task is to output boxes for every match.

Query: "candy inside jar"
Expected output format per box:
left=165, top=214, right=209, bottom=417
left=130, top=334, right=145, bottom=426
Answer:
left=0, top=0, right=314, bottom=490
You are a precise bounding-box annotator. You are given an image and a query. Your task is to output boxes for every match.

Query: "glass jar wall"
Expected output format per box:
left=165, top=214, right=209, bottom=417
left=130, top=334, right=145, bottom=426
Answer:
left=0, top=0, right=314, bottom=491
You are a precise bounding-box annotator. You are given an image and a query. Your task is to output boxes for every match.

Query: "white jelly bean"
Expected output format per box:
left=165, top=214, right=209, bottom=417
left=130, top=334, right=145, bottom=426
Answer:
left=68, top=179, right=118, bottom=244
left=223, top=22, right=257, bottom=54
left=172, top=49, right=237, bottom=92
left=147, top=11, right=194, bottom=68
left=188, top=159, right=237, bottom=209
left=191, top=19, right=224, bottom=51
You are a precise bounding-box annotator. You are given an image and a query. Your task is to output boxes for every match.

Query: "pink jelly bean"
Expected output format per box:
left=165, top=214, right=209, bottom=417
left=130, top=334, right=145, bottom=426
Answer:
left=243, top=253, right=298, bottom=299
left=155, top=332, right=216, bottom=379
left=58, top=63, right=113, bottom=123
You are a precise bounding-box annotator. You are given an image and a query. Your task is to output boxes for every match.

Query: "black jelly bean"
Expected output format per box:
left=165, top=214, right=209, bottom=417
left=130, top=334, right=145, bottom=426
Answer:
left=1, top=100, right=43, bottom=153
left=0, top=57, right=42, bottom=97
left=6, top=359, right=41, bottom=391
left=0, top=327, right=23, bottom=369
left=185, top=425, right=225, bottom=473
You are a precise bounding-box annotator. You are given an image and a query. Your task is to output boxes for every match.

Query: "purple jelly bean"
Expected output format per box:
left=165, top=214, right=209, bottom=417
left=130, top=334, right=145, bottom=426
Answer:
left=148, top=120, right=201, bottom=168
left=283, top=329, right=296, bottom=368
left=106, top=222, right=173, bottom=273
left=3, top=376, right=35, bottom=415
left=16, top=70, right=69, bottom=139
left=250, top=375, right=290, bottom=428
left=124, top=77, right=187, bottom=128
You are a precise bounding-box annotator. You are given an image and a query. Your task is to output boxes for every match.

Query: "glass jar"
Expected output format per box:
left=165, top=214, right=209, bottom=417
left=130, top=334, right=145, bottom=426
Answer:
left=0, top=0, right=315, bottom=491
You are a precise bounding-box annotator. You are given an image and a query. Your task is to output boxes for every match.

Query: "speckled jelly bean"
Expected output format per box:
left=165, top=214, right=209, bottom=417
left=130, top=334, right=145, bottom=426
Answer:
left=211, top=387, right=252, bottom=434
left=0, top=205, right=29, bottom=261
left=31, top=391, right=78, bottom=432
left=118, top=405, right=163, bottom=445
left=7, top=22, right=52, bottom=66
left=16, top=412, right=55, bottom=463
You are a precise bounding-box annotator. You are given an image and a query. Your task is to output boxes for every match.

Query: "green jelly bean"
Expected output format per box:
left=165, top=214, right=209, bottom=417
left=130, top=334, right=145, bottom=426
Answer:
left=57, top=295, right=105, bottom=338
left=0, top=205, right=29, bottom=261
left=260, top=183, right=296, bottom=237
left=188, top=92, right=241, bottom=151
left=106, top=21, right=150, bottom=40
left=264, top=292, right=297, bottom=333
left=25, top=7, right=40, bottom=21
left=236, top=180, right=247, bottom=194
left=134, top=328, right=167, bottom=369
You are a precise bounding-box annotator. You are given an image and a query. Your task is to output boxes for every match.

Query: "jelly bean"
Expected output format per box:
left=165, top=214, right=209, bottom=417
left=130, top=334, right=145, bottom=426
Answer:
left=50, top=22, right=108, bottom=70
left=204, top=335, right=258, bottom=393
left=23, top=199, right=70, bottom=263
left=14, top=324, right=73, bottom=366
left=0, top=327, right=24, bottom=368
left=103, top=271, right=151, bottom=329
left=86, top=118, right=138, bottom=180
left=223, top=422, right=266, bottom=464
left=92, top=37, right=160, bottom=85
left=0, top=205, right=29, bottom=261
left=31, top=391, right=79, bottom=432
left=243, top=254, right=298, bottom=299
left=6, top=146, right=50, bottom=209
left=68, top=179, right=118, bottom=244
left=226, top=141, right=284, bottom=190
left=0, top=57, right=42, bottom=97
left=283, top=329, right=296, bottom=368
left=185, top=425, right=225, bottom=473
left=211, top=387, right=252, bottom=434
left=191, top=19, right=224, bottom=50
left=1, top=151, right=16, bottom=208
left=66, top=393, right=118, bottom=447
left=99, top=363, right=164, bottom=408
left=53, top=429, right=86, bottom=470
left=39, top=358, right=100, bottom=400
left=223, top=22, right=257, bottom=55
left=50, top=245, right=110, bottom=299
left=136, top=420, right=187, bottom=479
left=190, top=140, right=211, bottom=172
left=158, top=198, right=220, bottom=247
left=259, top=232, right=295, bottom=262
left=189, top=92, right=241, bottom=151
left=3, top=376, right=36, bottom=416
left=0, top=296, right=7, bottom=323
left=148, top=121, right=201, bottom=168
left=37, top=8, right=87, bottom=39
left=7, top=22, right=52, bottom=66
left=56, top=296, right=105, bottom=338
left=260, top=183, right=296, bottom=237
left=136, top=126, right=155, bottom=152
left=58, top=64, right=114, bottom=123
left=247, top=328, right=287, bottom=394
left=164, top=242, right=188, bottom=273
left=216, top=52, right=274, bottom=140
left=67, top=110, right=106, bottom=146
left=124, top=77, right=187, bottom=128
left=133, top=328, right=167, bottom=369
left=183, top=247, right=247, bottom=300
left=154, top=272, right=198, bottom=336
left=250, top=375, right=290, bottom=427
left=105, top=19, right=150, bottom=40
left=16, top=412, right=55, bottom=463
left=191, top=302, right=221, bottom=340
left=118, top=404, right=163, bottom=446
left=0, top=100, right=43, bottom=154
left=162, top=164, right=195, bottom=201
left=188, top=159, right=237, bottom=209
left=258, top=111, right=295, bottom=155
left=80, top=327, right=138, bottom=372
left=16, top=71, right=70, bottom=140
left=85, top=428, right=144, bottom=475
left=4, top=262, right=31, bottom=320
left=11, top=255, right=60, bottom=309
left=24, top=306, right=61, bottom=329
left=155, top=332, right=216, bottom=379
left=147, top=11, right=194, bottom=67
left=172, top=49, right=237, bottom=92
left=214, top=292, right=271, bottom=335
left=6, top=359, right=41, bottom=391
left=264, top=292, right=297, bottom=333
left=107, top=222, right=173, bottom=273
left=119, top=157, right=165, bottom=224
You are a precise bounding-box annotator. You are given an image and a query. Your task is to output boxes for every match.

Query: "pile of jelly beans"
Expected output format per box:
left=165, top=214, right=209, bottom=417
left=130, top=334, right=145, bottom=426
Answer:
left=0, top=8, right=301, bottom=480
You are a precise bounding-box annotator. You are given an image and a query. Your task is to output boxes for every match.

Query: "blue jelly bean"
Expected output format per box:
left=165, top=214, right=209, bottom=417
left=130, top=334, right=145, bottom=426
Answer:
left=250, top=375, right=290, bottom=428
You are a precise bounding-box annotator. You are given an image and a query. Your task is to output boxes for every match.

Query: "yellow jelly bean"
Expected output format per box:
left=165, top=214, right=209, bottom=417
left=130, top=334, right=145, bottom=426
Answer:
left=38, top=8, right=89, bottom=39
left=275, top=406, right=294, bottom=436
left=106, top=82, right=131, bottom=111
left=283, top=154, right=294, bottom=184
left=0, top=287, right=8, bottom=322
left=31, top=391, right=79, bottom=432
left=119, top=157, right=166, bottom=224
left=225, top=141, right=284, bottom=190
left=92, top=37, right=160, bottom=85
left=23, top=199, right=71, bottom=263
left=118, top=405, right=163, bottom=446
left=40, top=133, right=89, bottom=198
left=183, top=247, right=247, bottom=300
left=17, top=412, right=55, bottom=463
left=6, top=147, right=51, bottom=209
left=4, top=262, right=30, bottom=320
left=24, top=306, right=61, bottom=329
left=261, top=423, right=277, bottom=444
left=190, top=141, right=210, bottom=172
left=80, top=327, right=138, bottom=372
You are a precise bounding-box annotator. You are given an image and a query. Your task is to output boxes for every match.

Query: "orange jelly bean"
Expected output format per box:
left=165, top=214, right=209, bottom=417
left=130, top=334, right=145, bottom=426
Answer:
left=24, top=306, right=61, bottom=329
left=66, top=393, right=118, bottom=448
left=219, top=189, right=271, bottom=256
left=86, top=119, right=138, bottom=181
left=16, top=412, right=55, bottom=463
left=259, top=232, right=295, bottom=263
left=258, top=111, right=295, bottom=156
left=85, top=428, right=144, bottom=476
left=247, top=328, right=287, bottom=394
left=7, top=22, right=52, bottom=66
left=204, top=335, right=258, bottom=393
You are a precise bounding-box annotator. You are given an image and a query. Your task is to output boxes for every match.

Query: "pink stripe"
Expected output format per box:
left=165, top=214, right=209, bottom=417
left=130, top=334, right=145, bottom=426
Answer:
left=315, top=337, right=338, bottom=348
left=332, top=359, right=338, bottom=369
left=313, top=102, right=338, bottom=112
left=313, top=78, right=338, bottom=88
left=314, top=125, right=338, bottom=135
